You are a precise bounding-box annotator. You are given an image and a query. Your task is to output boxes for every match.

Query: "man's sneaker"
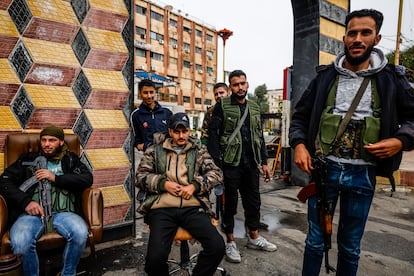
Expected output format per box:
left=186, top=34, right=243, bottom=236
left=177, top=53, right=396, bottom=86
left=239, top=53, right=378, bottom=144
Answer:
left=246, top=236, right=277, bottom=252
left=225, top=241, right=241, bottom=263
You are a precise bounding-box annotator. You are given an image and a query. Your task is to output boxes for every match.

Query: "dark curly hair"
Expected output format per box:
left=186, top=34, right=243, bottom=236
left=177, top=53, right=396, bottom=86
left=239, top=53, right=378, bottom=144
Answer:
left=345, top=9, right=384, bottom=34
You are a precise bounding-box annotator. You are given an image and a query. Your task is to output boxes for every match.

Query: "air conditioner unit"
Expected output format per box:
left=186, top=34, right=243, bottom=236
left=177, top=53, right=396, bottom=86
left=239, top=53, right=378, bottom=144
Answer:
left=172, top=44, right=178, bottom=49
left=208, top=56, right=212, bottom=60
left=140, top=34, right=146, bottom=39
left=137, top=65, right=145, bottom=70
left=185, top=49, right=190, bottom=53
left=158, top=39, right=164, bottom=44
left=198, top=69, right=203, bottom=74
left=151, top=66, right=157, bottom=71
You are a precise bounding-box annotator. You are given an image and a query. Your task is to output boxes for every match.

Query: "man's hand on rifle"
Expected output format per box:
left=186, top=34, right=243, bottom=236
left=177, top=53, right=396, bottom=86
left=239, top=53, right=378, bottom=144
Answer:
left=25, top=201, right=45, bottom=217
left=294, top=144, right=314, bottom=176
left=35, top=169, right=56, bottom=183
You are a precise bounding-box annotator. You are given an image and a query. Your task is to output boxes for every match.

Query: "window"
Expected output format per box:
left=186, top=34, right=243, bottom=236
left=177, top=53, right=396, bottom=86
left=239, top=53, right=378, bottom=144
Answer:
left=195, top=98, right=202, bottom=104
left=195, top=64, right=202, bottom=71
left=150, top=10, right=164, bottom=22
left=206, top=50, right=213, bottom=59
left=183, top=43, right=190, bottom=53
left=206, top=34, right=213, bottom=41
left=183, top=60, right=191, bottom=68
left=195, top=47, right=202, bottom=54
left=206, top=67, right=213, bottom=74
left=204, top=99, right=212, bottom=105
left=183, top=26, right=192, bottom=34
left=196, top=29, right=202, bottom=37
left=150, top=31, right=164, bottom=41
left=206, top=83, right=213, bottom=90
left=150, top=52, right=164, bottom=61
left=136, top=6, right=146, bottom=15
left=169, top=18, right=177, bottom=27
left=135, top=49, right=146, bottom=57
left=196, top=81, right=202, bottom=88
left=170, top=57, right=178, bottom=64
left=159, top=93, right=177, bottom=102
left=169, top=94, right=178, bottom=101
left=136, top=27, right=146, bottom=36
left=170, top=38, right=178, bottom=47
left=183, top=96, right=190, bottom=103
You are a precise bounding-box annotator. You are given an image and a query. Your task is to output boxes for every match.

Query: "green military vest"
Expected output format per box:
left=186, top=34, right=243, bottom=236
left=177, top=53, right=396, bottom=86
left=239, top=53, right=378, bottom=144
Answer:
left=318, top=77, right=381, bottom=161
left=220, top=97, right=262, bottom=166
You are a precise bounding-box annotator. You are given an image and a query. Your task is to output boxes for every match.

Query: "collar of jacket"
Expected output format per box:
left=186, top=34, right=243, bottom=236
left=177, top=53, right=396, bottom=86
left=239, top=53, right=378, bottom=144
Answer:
left=162, top=136, right=201, bottom=152
left=139, top=101, right=161, bottom=113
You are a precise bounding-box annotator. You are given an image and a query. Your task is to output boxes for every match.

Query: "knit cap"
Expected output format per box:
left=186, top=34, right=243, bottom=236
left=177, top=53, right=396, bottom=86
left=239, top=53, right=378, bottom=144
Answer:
left=40, top=126, right=64, bottom=140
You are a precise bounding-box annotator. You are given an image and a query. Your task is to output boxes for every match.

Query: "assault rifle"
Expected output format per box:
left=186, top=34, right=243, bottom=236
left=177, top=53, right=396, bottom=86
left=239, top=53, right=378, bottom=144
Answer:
left=20, top=156, right=53, bottom=234
left=297, top=156, right=336, bottom=273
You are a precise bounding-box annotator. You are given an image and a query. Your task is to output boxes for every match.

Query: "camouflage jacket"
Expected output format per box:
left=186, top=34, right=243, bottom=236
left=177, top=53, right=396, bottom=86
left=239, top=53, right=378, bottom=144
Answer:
left=136, top=133, right=223, bottom=215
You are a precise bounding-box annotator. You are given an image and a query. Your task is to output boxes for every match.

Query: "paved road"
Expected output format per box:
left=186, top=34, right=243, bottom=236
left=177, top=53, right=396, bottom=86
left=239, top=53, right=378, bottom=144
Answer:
left=77, top=179, right=414, bottom=276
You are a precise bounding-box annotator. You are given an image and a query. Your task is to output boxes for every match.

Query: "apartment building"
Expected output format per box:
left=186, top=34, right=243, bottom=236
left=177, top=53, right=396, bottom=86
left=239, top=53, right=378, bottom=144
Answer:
left=266, top=89, right=283, bottom=114
left=133, top=0, right=218, bottom=128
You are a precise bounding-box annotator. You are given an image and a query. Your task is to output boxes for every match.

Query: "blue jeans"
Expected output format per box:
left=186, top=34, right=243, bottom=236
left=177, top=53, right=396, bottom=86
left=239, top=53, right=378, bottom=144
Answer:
left=10, top=212, right=88, bottom=276
left=302, top=160, right=376, bottom=276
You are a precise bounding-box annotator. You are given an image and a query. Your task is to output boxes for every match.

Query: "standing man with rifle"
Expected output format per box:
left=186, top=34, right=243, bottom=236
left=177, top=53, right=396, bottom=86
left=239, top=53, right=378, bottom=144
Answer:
left=0, top=126, right=93, bottom=276
left=290, top=9, right=414, bottom=276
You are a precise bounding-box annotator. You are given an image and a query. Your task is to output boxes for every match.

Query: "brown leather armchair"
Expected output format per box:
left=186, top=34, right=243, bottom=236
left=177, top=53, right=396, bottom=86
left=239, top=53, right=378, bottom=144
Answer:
left=0, top=133, right=103, bottom=256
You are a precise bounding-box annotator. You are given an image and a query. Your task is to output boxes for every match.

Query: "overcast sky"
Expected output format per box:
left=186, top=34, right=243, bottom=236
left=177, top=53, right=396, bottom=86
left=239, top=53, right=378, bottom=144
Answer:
left=154, top=0, right=414, bottom=90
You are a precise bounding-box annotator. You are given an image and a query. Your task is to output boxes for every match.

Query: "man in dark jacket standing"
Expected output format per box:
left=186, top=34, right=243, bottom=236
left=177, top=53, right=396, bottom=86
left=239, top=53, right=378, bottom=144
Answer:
left=289, top=9, right=414, bottom=276
left=0, top=126, right=93, bottom=276
left=208, top=70, right=276, bottom=264
left=130, top=79, right=173, bottom=152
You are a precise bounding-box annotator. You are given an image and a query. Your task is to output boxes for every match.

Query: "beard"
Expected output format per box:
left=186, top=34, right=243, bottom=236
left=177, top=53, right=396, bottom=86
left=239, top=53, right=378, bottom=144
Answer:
left=344, top=44, right=374, bottom=66
left=234, top=90, right=247, bottom=100
left=41, top=145, right=62, bottom=158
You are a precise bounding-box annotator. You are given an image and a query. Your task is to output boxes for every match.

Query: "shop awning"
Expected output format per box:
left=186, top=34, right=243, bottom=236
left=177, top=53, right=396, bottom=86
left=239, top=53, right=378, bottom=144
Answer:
left=134, top=71, right=176, bottom=87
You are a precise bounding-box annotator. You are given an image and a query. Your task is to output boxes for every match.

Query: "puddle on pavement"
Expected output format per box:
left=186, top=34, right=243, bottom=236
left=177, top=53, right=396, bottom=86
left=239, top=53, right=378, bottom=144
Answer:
left=233, top=210, right=307, bottom=238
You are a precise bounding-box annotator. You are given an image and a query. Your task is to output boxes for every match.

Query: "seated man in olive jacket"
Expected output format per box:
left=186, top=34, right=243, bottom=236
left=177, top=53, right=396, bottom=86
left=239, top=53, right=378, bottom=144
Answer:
left=136, top=112, right=225, bottom=276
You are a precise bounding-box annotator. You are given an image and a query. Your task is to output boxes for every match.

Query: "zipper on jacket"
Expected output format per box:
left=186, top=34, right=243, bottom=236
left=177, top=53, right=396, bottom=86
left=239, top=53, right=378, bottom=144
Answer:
left=175, top=153, right=184, bottom=208
left=167, top=155, right=172, bottom=171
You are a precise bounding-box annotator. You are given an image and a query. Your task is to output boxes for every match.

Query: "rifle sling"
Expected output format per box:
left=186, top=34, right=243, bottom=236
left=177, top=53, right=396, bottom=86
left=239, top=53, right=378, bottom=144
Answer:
left=226, top=103, right=249, bottom=152
left=334, top=77, right=370, bottom=142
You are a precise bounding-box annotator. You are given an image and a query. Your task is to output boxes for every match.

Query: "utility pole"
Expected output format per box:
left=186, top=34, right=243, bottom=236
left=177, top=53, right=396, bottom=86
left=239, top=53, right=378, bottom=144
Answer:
left=217, top=28, right=233, bottom=82
left=394, top=0, right=404, bottom=65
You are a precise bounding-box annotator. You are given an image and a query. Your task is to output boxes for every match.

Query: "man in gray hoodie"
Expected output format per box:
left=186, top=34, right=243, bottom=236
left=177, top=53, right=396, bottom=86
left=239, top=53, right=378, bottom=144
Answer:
left=289, top=9, right=414, bottom=276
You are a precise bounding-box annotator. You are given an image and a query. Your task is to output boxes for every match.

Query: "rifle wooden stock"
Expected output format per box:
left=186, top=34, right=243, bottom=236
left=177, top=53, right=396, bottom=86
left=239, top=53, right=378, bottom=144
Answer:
left=297, top=182, right=317, bottom=203
left=322, top=213, right=333, bottom=235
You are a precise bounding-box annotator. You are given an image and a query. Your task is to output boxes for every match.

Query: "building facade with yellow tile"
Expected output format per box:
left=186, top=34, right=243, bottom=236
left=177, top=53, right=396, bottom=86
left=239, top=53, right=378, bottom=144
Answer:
left=133, top=0, right=218, bottom=130
left=0, top=0, right=135, bottom=236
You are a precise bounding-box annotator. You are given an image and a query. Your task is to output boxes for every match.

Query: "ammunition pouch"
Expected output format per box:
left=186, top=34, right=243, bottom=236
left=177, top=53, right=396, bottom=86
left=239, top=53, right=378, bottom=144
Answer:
left=319, top=107, right=341, bottom=155
left=222, top=136, right=241, bottom=165
left=319, top=106, right=380, bottom=161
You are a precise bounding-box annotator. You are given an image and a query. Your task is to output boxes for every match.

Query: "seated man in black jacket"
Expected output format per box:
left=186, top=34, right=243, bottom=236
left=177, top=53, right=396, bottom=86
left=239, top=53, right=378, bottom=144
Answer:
left=0, top=126, right=93, bottom=276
